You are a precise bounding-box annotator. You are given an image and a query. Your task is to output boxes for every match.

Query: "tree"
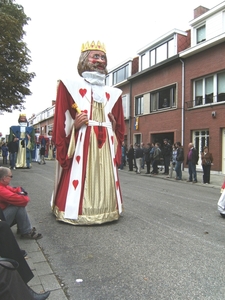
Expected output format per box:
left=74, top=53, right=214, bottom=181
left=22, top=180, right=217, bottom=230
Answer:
left=0, top=0, right=35, bottom=112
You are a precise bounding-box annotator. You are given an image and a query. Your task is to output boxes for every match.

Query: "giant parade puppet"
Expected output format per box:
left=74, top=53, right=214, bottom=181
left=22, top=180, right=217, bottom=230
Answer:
left=51, top=41, right=125, bottom=225
left=9, top=114, right=35, bottom=169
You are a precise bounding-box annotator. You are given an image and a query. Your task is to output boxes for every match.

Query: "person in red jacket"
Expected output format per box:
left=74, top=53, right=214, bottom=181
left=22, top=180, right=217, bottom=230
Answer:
left=0, top=167, right=42, bottom=239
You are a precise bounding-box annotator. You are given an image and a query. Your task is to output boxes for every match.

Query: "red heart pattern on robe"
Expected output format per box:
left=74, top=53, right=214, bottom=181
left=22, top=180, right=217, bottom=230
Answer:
left=73, top=180, right=79, bottom=189
left=116, top=181, right=119, bottom=189
left=105, top=92, right=110, bottom=101
left=76, top=156, right=81, bottom=163
left=111, top=136, right=114, bottom=144
left=79, top=89, right=87, bottom=97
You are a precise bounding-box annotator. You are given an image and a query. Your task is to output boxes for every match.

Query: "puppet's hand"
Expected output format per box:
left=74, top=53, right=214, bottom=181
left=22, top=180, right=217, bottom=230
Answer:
left=74, top=112, right=88, bottom=130
left=108, top=113, right=116, bottom=132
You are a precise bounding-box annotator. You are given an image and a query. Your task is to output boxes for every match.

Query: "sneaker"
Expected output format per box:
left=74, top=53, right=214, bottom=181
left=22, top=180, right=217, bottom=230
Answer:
left=193, top=180, right=197, bottom=183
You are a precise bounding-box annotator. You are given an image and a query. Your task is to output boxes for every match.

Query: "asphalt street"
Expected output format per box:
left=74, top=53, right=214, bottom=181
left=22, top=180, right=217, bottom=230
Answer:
left=4, top=160, right=225, bottom=300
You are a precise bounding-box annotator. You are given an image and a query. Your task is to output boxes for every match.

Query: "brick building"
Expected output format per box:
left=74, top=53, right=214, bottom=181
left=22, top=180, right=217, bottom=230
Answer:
left=106, top=2, right=225, bottom=173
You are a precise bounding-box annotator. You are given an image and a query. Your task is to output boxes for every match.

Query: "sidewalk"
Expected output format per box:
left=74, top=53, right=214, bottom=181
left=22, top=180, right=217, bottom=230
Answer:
left=13, top=228, right=68, bottom=300
left=2, top=159, right=224, bottom=300
left=120, top=165, right=225, bottom=190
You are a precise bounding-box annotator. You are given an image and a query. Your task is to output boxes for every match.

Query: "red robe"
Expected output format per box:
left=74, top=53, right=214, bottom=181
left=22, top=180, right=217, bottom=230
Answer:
left=51, top=78, right=125, bottom=225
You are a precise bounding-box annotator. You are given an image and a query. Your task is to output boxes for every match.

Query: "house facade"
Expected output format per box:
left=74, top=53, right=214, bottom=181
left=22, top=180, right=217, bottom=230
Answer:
left=28, top=2, right=225, bottom=173
left=106, top=2, right=225, bottom=173
left=28, top=101, right=55, bottom=158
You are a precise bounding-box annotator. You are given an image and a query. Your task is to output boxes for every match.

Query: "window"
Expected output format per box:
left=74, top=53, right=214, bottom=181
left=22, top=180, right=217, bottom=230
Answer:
left=217, top=72, right=225, bottom=102
left=168, top=39, right=174, bottom=58
left=113, top=65, right=129, bottom=85
left=48, top=125, right=53, bottom=136
left=156, top=43, right=167, bottom=64
left=193, top=130, right=209, bottom=168
left=134, top=134, right=141, bottom=145
left=195, top=80, right=203, bottom=105
left=151, top=93, right=158, bottom=111
left=193, top=71, right=225, bottom=106
left=150, top=50, right=155, bottom=67
left=196, top=25, right=206, bottom=44
left=141, top=53, right=149, bottom=70
left=135, top=96, right=143, bottom=115
left=205, top=76, right=213, bottom=104
left=150, top=85, right=176, bottom=112
left=141, top=38, right=175, bottom=70
left=122, top=94, right=130, bottom=119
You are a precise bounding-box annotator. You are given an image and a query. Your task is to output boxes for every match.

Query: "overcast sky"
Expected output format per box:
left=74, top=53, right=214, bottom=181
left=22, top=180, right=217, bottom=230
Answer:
left=0, top=0, right=220, bottom=137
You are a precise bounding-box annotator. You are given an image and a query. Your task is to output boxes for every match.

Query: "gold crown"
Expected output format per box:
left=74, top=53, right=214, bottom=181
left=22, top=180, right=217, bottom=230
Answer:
left=19, top=113, right=26, bottom=116
left=81, top=41, right=106, bottom=53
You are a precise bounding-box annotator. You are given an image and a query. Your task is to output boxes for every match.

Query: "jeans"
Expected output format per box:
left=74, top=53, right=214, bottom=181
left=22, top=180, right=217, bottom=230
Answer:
left=3, top=205, right=32, bottom=235
left=188, top=161, right=197, bottom=182
left=202, top=164, right=211, bottom=183
left=175, top=161, right=182, bottom=180
left=141, top=156, right=145, bottom=169
left=3, top=156, right=8, bottom=164
left=169, top=161, right=175, bottom=178
left=9, top=152, right=17, bottom=168
left=164, top=156, right=170, bottom=174
left=136, top=157, right=142, bottom=173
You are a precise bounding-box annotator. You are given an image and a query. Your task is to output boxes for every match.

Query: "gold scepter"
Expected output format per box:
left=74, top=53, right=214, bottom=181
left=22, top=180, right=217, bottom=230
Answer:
left=71, top=103, right=81, bottom=114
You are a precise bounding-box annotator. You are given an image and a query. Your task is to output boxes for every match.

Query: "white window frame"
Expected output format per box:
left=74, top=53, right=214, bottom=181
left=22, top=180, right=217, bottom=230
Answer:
left=193, top=71, right=225, bottom=106
left=135, top=96, right=144, bottom=116
left=196, top=24, right=206, bottom=44
left=122, top=94, right=130, bottom=120
left=150, top=84, right=177, bottom=112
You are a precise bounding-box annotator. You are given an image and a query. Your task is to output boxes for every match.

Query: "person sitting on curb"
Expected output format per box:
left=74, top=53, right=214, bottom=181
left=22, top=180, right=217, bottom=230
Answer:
left=0, top=167, right=42, bottom=239
left=0, top=219, right=50, bottom=300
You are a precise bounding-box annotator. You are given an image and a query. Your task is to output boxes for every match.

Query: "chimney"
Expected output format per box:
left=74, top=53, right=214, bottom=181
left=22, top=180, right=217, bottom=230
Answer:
left=194, top=6, right=209, bottom=19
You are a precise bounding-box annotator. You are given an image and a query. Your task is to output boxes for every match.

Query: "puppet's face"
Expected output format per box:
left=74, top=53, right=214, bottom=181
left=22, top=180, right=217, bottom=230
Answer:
left=86, top=50, right=107, bottom=74
left=18, top=115, right=27, bottom=123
